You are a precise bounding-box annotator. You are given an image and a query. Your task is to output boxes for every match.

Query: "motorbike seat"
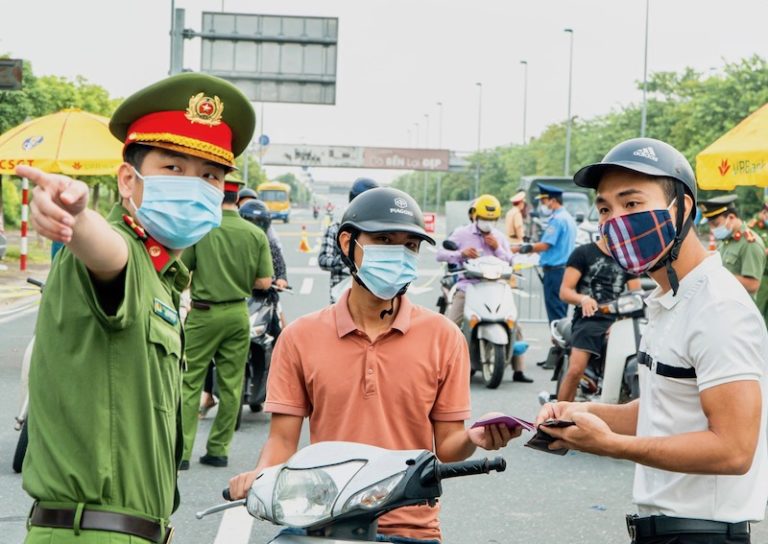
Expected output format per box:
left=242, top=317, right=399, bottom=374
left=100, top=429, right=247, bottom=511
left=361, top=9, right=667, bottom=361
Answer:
left=554, top=318, right=572, bottom=344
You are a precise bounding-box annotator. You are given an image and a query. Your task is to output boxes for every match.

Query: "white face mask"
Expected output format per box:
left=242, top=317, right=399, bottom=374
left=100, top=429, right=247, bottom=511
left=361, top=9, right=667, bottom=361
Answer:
left=476, top=219, right=496, bottom=233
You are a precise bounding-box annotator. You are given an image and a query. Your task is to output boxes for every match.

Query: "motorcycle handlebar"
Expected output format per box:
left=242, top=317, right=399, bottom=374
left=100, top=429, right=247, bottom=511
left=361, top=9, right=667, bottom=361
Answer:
left=436, top=457, right=506, bottom=481
left=26, top=278, right=44, bottom=288
left=222, top=488, right=233, bottom=501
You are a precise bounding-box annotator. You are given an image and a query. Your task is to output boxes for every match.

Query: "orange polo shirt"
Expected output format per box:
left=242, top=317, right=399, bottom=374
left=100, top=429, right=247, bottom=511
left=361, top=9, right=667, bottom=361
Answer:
left=264, top=290, right=471, bottom=541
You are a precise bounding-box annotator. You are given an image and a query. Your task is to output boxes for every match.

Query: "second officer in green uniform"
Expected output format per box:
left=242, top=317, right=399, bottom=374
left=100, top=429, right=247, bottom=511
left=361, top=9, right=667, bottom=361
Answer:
left=700, top=194, right=766, bottom=299
left=180, top=178, right=273, bottom=469
left=748, top=201, right=768, bottom=326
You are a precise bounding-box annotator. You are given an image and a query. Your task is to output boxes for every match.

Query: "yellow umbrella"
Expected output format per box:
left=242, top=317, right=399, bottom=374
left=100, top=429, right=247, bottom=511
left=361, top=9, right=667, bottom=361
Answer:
left=0, top=108, right=122, bottom=176
left=696, top=102, right=768, bottom=190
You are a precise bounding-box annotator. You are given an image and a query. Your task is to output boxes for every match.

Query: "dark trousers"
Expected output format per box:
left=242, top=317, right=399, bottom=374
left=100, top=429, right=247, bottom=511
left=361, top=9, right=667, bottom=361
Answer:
left=542, top=266, right=567, bottom=323
left=634, top=535, right=749, bottom=543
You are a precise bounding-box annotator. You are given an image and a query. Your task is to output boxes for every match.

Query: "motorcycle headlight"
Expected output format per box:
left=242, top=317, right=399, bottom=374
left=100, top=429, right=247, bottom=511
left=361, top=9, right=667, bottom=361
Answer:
left=617, top=294, right=644, bottom=314
left=273, top=462, right=365, bottom=527
left=483, top=265, right=502, bottom=280
left=342, top=472, right=405, bottom=513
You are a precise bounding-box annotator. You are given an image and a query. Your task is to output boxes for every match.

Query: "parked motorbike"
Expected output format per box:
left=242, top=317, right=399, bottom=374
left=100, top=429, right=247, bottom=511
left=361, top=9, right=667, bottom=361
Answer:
left=540, top=291, right=647, bottom=405
left=441, top=240, right=521, bottom=389
left=235, top=285, right=289, bottom=430
left=12, top=277, right=44, bottom=473
left=197, top=441, right=506, bottom=543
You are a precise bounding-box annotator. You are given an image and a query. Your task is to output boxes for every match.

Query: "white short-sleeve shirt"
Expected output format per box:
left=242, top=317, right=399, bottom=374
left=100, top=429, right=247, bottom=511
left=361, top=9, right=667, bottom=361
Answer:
left=634, top=253, right=768, bottom=522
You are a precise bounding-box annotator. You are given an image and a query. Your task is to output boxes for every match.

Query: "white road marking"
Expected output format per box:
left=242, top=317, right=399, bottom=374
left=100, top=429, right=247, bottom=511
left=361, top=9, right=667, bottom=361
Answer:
left=300, top=277, right=314, bottom=295
left=0, top=303, right=39, bottom=324
left=213, top=506, right=253, bottom=544
left=308, top=256, right=318, bottom=266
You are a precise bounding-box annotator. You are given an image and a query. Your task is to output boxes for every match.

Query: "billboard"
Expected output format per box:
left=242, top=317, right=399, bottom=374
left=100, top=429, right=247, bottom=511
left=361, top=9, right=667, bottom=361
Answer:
left=261, top=144, right=450, bottom=171
left=200, top=12, right=338, bottom=105
left=0, top=59, right=23, bottom=91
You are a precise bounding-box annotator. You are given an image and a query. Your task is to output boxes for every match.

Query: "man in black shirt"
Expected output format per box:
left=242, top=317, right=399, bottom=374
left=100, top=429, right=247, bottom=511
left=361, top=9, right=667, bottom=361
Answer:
left=557, top=239, right=640, bottom=401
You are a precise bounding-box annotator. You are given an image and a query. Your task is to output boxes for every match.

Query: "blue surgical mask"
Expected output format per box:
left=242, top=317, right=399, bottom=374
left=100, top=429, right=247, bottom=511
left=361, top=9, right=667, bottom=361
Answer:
left=712, top=219, right=732, bottom=241
left=355, top=242, right=419, bottom=300
left=132, top=169, right=223, bottom=249
left=538, top=203, right=553, bottom=217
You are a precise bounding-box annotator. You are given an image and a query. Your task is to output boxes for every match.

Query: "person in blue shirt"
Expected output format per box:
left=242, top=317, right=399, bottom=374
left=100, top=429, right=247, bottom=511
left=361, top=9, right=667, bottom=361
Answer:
left=512, top=183, right=576, bottom=322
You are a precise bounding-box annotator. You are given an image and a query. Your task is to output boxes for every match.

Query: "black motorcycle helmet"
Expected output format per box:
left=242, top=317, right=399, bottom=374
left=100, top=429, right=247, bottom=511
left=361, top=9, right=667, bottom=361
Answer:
left=574, top=137, right=697, bottom=295
left=337, top=187, right=435, bottom=306
left=349, top=177, right=379, bottom=202
left=237, top=187, right=259, bottom=206
left=239, top=199, right=272, bottom=232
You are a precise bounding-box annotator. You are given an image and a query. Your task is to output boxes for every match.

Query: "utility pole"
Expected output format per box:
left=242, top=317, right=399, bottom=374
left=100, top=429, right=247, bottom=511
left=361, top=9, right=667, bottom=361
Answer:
left=640, top=0, right=650, bottom=137
left=563, top=28, right=574, bottom=176
left=436, top=101, right=444, bottom=213
left=475, top=82, right=482, bottom=198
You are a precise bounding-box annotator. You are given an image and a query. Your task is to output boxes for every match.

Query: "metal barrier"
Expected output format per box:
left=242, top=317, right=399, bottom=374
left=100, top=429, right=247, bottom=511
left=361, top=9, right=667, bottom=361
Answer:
left=513, top=265, right=548, bottom=323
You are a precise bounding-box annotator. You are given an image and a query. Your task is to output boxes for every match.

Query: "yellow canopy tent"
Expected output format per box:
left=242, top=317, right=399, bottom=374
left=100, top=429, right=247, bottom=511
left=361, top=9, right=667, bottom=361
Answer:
left=696, top=102, right=768, bottom=190
left=0, top=108, right=122, bottom=176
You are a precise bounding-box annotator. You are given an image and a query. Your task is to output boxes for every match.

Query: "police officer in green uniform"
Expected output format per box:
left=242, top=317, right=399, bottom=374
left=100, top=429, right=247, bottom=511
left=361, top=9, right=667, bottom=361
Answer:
left=17, top=72, right=255, bottom=543
left=748, top=201, right=768, bottom=326
left=700, top=194, right=766, bottom=299
left=180, top=178, right=273, bottom=469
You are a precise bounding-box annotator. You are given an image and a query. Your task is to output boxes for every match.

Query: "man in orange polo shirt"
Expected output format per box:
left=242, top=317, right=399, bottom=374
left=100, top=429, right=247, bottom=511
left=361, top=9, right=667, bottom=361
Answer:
left=229, top=187, right=517, bottom=542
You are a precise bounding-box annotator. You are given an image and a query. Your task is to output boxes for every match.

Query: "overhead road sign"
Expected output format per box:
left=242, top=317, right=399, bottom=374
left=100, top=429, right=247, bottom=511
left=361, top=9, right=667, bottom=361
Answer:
left=200, top=12, right=338, bottom=105
left=261, top=144, right=451, bottom=171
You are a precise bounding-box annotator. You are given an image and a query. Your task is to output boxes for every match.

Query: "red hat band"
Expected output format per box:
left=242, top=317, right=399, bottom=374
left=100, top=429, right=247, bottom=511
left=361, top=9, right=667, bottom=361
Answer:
left=125, top=110, right=234, bottom=166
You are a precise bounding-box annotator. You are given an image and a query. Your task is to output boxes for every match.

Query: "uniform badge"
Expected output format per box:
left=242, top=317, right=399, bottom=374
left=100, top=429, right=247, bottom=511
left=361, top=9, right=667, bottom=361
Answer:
left=185, top=93, right=224, bottom=127
left=153, top=298, right=179, bottom=326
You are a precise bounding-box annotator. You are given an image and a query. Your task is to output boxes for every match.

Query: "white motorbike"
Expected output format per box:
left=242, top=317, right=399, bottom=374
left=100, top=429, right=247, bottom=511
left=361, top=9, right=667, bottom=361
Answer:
left=442, top=241, right=521, bottom=389
left=541, top=291, right=647, bottom=405
left=197, top=441, right=506, bottom=543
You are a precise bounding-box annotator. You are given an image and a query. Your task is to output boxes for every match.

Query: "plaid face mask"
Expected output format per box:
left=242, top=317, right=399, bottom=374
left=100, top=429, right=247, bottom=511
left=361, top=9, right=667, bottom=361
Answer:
left=600, top=201, right=677, bottom=275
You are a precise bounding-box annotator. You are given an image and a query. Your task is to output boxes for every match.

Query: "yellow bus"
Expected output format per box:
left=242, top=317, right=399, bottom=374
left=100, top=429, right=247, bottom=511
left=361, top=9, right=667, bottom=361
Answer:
left=257, top=181, right=291, bottom=223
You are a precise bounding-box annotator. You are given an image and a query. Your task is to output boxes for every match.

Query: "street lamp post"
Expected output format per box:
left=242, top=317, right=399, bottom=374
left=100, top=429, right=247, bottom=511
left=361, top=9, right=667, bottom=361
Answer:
left=520, top=60, right=528, bottom=144
left=640, top=0, right=650, bottom=137
left=564, top=28, right=574, bottom=176
left=423, top=113, right=430, bottom=210
left=475, top=82, right=482, bottom=198
left=436, top=101, right=444, bottom=213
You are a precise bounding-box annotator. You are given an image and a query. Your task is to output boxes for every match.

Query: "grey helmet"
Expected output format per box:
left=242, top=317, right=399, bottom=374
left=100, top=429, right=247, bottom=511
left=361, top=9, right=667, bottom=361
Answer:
left=573, top=137, right=697, bottom=206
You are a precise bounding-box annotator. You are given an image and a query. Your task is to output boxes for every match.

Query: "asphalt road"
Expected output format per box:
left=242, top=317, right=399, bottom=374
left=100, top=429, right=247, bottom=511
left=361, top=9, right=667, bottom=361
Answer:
left=0, top=205, right=766, bottom=543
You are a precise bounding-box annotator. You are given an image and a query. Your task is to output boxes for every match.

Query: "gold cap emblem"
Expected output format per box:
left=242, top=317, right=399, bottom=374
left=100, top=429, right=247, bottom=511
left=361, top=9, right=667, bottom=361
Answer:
left=149, top=246, right=162, bottom=257
left=185, top=93, right=224, bottom=127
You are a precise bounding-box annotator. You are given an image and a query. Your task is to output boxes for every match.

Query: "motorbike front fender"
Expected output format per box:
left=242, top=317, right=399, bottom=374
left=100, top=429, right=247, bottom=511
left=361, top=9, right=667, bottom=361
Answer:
left=600, top=318, right=639, bottom=404
left=476, top=323, right=509, bottom=345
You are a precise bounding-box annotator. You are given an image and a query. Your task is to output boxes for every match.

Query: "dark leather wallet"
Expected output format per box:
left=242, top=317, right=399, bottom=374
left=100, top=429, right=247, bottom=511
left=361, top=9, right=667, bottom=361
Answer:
left=524, top=420, right=575, bottom=456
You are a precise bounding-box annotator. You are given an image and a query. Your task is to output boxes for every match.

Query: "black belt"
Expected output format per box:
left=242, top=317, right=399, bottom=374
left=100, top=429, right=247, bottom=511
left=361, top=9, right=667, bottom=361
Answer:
left=542, top=265, right=566, bottom=271
left=626, top=515, right=750, bottom=541
left=638, top=351, right=697, bottom=379
left=30, top=505, right=173, bottom=543
left=191, top=299, right=244, bottom=310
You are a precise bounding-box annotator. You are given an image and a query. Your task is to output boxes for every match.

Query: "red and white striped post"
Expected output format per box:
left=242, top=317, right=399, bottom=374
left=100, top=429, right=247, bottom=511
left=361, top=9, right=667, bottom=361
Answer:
left=20, top=177, right=29, bottom=271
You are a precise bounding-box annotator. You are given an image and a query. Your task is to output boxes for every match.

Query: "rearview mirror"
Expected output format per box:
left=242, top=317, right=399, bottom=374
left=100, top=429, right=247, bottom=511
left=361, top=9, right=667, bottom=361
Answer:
left=442, top=239, right=459, bottom=251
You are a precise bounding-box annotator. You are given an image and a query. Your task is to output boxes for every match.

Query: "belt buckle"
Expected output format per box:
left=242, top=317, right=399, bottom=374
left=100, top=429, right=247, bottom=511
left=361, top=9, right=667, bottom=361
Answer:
left=625, top=514, right=637, bottom=542
left=163, top=525, right=175, bottom=544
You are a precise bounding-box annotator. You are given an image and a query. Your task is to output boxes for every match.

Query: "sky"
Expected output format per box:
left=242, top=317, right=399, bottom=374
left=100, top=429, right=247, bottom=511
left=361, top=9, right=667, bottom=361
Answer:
left=3, top=0, right=767, bottom=184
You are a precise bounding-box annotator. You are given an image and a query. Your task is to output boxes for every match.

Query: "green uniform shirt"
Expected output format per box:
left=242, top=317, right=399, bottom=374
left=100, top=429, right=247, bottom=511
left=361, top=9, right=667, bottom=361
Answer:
left=182, top=209, right=273, bottom=301
left=719, top=224, right=766, bottom=283
left=749, top=217, right=768, bottom=272
left=23, top=204, right=189, bottom=524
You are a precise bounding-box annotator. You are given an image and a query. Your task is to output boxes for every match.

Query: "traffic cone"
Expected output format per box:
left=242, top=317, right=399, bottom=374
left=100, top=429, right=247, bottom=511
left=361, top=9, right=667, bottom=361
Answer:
left=299, top=225, right=311, bottom=253
left=708, top=233, right=716, bottom=251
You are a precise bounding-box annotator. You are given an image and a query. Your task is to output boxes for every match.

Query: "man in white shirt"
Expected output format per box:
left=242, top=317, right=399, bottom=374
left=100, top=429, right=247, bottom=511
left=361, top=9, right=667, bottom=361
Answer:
left=537, top=137, right=768, bottom=544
